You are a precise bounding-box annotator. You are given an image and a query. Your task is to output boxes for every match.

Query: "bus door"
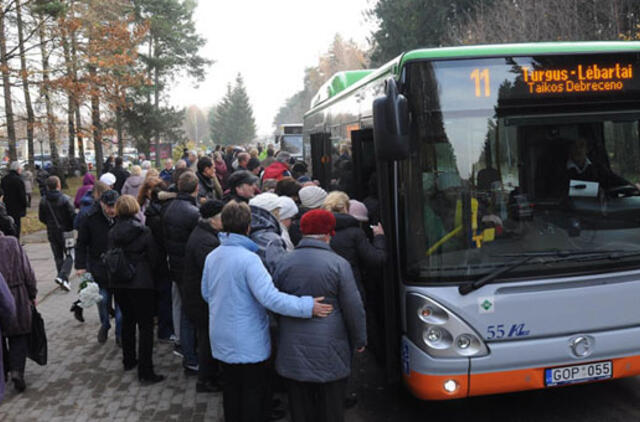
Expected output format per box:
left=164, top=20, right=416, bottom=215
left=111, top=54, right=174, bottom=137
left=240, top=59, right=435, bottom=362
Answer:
left=351, top=129, right=377, bottom=202
left=310, top=132, right=332, bottom=189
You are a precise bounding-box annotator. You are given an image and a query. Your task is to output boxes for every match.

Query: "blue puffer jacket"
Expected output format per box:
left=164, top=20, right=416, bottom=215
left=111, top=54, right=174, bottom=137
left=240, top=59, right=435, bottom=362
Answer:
left=201, top=232, right=313, bottom=364
left=274, top=238, right=366, bottom=383
left=73, top=190, right=94, bottom=230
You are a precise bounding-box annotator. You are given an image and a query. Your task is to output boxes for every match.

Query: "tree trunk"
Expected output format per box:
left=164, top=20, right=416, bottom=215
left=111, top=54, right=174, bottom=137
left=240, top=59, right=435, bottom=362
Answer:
left=15, top=0, right=35, bottom=169
left=116, top=105, right=124, bottom=157
left=153, top=36, right=161, bottom=167
left=0, top=1, right=17, bottom=162
left=70, top=19, right=85, bottom=165
left=89, top=64, right=104, bottom=176
left=62, top=34, right=75, bottom=163
left=39, top=20, right=64, bottom=185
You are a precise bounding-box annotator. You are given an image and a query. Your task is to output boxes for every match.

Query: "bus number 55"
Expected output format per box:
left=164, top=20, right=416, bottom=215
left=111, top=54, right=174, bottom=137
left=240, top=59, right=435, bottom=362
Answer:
left=487, top=324, right=505, bottom=339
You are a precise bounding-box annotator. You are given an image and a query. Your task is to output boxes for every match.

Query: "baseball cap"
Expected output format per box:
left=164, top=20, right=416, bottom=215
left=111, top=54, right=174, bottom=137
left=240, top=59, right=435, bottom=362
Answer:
left=100, top=190, right=119, bottom=206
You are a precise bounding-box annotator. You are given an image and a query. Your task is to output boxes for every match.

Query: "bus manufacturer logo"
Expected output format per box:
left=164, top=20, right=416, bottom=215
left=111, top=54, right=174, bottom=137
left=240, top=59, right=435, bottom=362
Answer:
left=478, top=297, right=495, bottom=314
left=570, top=335, right=594, bottom=358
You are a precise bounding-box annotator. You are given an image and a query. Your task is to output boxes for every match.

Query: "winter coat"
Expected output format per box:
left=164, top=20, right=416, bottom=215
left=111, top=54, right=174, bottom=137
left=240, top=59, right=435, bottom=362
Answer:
left=196, top=171, right=222, bottom=203
left=250, top=205, right=287, bottom=273
left=183, top=219, right=220, bottom=325
left=22, top=170, right=33, bottom=194
left=121, top=174, right=144, bottom=198
left=73, top=190, right=94, bottom=230
left=112, top=165, right=130, bottom=194
left=274, top=238, right=366, bottom=382
left=161, top=193, right=199, bottom=283
left=108, top=217, right=159, bottom=290
left=39, top=190, right=76, bottom=239
left=330, top=213, right=386, bottom=296
left=214, top=159, right=228, bottom=189
left=289, top=206, right=312, bottom=246
left=1, top=170, right=27, bottom=217
left=74, top=173, right=95, bottom=208
left=0, top=273, right=16, bottom=403
left=201, top=232, right=313, bottom=364
left=0, top=202, right=17, bottom=237
left=35, top=169, right=49, bottom=195
left=262, top=161, right=291, bottom=181
left=75, top=202, right=115, bottom=287
left=159, top=168, right=173, bottom=184
left=0, top=232, right=37, bottom=336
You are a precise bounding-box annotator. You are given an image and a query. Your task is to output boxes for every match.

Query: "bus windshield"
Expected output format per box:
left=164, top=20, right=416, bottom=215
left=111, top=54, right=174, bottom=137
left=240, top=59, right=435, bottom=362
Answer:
left=403, top=54, right=640, bottom=282
left=281, top=134, right=303, bottom=156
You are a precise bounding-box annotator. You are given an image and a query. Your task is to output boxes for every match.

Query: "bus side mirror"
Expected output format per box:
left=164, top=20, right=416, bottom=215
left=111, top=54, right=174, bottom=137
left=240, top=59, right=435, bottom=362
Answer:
left=373, top=78, right=410, bottom=161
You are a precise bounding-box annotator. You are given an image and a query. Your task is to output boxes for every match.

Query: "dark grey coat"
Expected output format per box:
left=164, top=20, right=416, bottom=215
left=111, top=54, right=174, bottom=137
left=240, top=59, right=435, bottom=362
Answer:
left=273, top=238, right=366, bottom=383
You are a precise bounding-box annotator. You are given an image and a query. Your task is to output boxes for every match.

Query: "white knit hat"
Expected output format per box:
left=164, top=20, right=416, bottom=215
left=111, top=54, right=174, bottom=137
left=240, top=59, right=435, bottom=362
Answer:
left=249, top=192, right=281, bottom=212
left=299, top=185, right=327, bottom=209
left=99, top=172, right=116, bottom=187
left=277, top=196, right=298, bottom=221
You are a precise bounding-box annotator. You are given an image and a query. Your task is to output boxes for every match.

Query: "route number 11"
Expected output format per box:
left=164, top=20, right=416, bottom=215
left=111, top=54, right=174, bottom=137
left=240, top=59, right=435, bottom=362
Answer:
left=470, top=68, right=491, bottom=97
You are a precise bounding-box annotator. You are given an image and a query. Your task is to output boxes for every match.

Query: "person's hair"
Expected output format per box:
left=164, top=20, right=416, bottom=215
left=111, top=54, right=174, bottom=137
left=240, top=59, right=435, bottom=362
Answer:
left=221, top=200, right=252, bottom=234
left=115, top=156, right=123, bottom=166
left=237, top=152, right=250, bottom=163
left=137, top=176, right=164, bottom=206
left=93, top=181, right=109, bottom=200
left=178, top=171, right=198, bottom=194
left=9, top=161, right=21, bottom=171
left=275, top=177, right=302, bottom=197
left=141, top=161, right=151, bottom=170
left=115, top=194, right=140, bottom=217
left=276, top=151, right=291, bottom=163
left=175, top=159, right=187, bottom=170
left=130, top=165, right=142, bottom=176
left=323, top=191, right=350, bottom=213
left=267, top=148, right=275, bottom=157
left=46, top=175, right=60, bottom=191
left=225, top=146, right=234, bottom=155
left=165, top=158, right=173, bottom=165
left=197, top=156, right=213, bottom=173
left=262, top=179, right=277, bottom=192
left=249, top=148, right=259, bottom=159
left=145, top=168, right=159, bottom=179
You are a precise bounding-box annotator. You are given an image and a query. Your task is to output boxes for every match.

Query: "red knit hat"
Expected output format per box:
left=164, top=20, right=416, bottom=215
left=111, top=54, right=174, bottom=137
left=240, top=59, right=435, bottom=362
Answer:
left=300, top=209, right=336, bottom=236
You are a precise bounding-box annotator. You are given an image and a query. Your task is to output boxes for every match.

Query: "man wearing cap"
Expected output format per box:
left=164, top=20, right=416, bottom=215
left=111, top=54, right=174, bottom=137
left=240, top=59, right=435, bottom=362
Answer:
left=76, top=190, right=122, bottom=345
left=225, top=169, right=258, bottom=203
left=183, top=199, right=224, bottom=393
left=273, top=209, right=366, bottom=422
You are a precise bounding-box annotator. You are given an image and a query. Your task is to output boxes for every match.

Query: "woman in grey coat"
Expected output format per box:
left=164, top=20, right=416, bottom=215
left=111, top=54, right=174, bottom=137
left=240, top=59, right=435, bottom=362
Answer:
left=273, top=209, right=366, bottom=422
left=0, top=272, right=16, bottom=403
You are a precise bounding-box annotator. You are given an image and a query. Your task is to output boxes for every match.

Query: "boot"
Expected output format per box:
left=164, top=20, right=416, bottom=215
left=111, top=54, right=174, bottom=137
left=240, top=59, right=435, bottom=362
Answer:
left=70, top=301, right=85, bottom=323
left=12, top=371, right=25, bottom=393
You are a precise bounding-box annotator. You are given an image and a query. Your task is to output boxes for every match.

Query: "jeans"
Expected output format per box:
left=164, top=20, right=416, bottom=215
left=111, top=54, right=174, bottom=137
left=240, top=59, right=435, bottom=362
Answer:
left=196, top=322, right=219, bottom=383
left=49, top=232, right=73, bottom=282
left=98, top=288, right=122, bottom=338
left=171, top=282, right=181, bottom=342
left=156, top=277, right=173, bottom=340
left=180, top=308, right=197, bottom=367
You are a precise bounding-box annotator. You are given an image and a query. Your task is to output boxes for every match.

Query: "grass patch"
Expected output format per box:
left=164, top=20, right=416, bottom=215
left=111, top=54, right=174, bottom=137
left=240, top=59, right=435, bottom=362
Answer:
left=21, top=174, right=88, bottom=236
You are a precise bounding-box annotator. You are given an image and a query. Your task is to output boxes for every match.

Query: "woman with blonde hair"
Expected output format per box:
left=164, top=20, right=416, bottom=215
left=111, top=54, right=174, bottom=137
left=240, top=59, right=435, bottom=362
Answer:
left=122, top=165, right=144, bottom=198
left=108, top=194, right=164, bottom=384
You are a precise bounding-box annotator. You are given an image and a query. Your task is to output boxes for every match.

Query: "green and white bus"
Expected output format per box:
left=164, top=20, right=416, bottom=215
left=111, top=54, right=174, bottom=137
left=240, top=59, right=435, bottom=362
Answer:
left=303, top=42, right=640, bottom=400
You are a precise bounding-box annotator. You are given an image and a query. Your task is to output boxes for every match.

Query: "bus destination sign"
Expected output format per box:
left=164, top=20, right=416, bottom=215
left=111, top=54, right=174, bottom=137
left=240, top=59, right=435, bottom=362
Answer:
left=520, top=63, right=634, bottom=95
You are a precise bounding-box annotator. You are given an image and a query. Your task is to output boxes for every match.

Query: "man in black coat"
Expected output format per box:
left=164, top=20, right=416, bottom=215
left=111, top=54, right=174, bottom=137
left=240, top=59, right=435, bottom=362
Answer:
left=38, top=176, right=76, bottom=291
left=0, top=187, right=18, bottom=237
left=111, top=157, right=130, bottom=194
left=224, top=170, right=258, bottom=203
left=76, top=190, right=122, bottom=345
left=196, top=157, right=222, bottom=204
left=183, top=199, right=224, bottom=393
left=0, top=162, right=27, bottom=239
left=162, top=171, right=200, bottom=372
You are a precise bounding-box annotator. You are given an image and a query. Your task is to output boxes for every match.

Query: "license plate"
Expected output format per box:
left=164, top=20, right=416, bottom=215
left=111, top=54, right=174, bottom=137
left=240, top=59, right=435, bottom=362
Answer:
left=545, top=361, right=612, bottom=387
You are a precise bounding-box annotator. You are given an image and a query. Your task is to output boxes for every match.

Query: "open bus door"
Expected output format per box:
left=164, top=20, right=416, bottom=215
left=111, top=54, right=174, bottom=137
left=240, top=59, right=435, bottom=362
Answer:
left=352, top=128, right=402, bottom=384
left=310, top=133, right=332, bottom=189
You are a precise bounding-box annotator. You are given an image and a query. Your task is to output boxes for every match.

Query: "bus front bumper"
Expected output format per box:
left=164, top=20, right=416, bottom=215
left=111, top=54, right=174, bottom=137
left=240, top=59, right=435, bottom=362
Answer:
left=402, top=326, right=640, bottom=400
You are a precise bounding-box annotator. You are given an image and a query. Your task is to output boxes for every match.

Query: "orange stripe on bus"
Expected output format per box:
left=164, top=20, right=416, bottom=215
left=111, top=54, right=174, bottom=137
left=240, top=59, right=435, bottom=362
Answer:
left=404, top=354, right=640, bottom=400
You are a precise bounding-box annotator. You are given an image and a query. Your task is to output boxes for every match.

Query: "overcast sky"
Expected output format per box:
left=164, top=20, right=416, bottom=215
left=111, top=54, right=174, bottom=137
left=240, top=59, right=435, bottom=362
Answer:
left=169, top=0, right=376, bottom=137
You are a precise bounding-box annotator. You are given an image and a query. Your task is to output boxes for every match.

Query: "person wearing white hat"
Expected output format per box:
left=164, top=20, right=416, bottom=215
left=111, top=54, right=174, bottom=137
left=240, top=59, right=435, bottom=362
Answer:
left=248, top=193, right=287, bottom=272
left=277, top=196, right=298, bottom=251
left=298, top=185, right=327, bottom=210
left=99, top=172, right=116, bottom=188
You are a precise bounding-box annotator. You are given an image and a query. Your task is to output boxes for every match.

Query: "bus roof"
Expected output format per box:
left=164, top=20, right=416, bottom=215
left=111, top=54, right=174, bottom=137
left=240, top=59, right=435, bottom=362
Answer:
left=307, top=41, right=640, bottom=114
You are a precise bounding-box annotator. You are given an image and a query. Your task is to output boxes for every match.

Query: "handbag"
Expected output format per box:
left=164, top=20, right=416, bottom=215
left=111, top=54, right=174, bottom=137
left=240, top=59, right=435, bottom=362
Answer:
left=45, top=199, right=75, bottom=248
left=101, top=247, right=136, bottom=283
left=27, top=305, right=47, bottom=366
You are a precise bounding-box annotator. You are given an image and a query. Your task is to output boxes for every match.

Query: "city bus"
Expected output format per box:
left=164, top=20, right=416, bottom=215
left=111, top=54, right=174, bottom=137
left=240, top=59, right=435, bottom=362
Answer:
left=275, top=123, right=304, bottom=159
left=303, top=42, right=640, bottom=400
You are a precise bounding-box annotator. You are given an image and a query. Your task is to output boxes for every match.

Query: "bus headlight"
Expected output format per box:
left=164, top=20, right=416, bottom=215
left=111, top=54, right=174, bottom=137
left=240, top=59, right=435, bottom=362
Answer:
left=407, top=293, right=489, bottom=358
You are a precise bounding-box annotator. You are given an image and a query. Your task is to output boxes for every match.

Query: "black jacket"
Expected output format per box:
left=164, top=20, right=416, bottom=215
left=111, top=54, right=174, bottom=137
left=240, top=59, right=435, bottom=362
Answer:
left=330, top=213, right=386, bottom=295
left=289, top=206, right=312, bottom=246
left=183, top=219, right=220, bottom=325
left=75, top=202, right=115, bottom=286
left=0, top=202, right=17, bottom=237
left=112, top=165, right=130, bottom=194
left=196, top=171, right=221, bottom=202
left=161, top=193, right=199, bottom=283
left=108, top=217, right=159, bottom=290
left=1, top=170, right=27, bottom=217
left=38, top=190, right=75, bottom=235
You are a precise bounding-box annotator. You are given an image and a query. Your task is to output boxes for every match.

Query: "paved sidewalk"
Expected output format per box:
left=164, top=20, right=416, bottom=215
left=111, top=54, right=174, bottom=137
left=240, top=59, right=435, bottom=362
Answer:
left=0, top=238, right=223, bottom=421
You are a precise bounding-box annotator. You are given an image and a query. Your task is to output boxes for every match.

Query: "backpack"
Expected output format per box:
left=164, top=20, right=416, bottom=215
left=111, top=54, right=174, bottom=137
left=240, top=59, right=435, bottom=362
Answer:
left=101, top=247, right=135, bottom=283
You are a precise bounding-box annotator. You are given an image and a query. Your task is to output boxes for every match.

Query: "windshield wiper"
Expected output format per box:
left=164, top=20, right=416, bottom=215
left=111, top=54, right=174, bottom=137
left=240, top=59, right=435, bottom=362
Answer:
left=458, top=250, right=640, bottom=295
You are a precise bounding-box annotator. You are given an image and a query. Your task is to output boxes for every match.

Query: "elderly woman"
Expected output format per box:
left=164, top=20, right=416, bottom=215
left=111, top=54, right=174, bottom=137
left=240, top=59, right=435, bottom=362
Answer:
left=0, top=229, right=37, bottom=393
left=109, top=194, right=164, bottom=384
left=122, top=165, right=144, bottom=198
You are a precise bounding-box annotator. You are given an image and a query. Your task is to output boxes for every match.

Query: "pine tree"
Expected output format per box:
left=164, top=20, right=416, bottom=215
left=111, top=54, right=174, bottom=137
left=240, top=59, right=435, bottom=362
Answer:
left=210, top=75, right=256, bottom=146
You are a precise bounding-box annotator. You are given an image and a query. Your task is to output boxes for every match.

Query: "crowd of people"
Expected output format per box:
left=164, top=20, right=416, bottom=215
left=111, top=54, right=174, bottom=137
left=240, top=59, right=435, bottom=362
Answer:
left=0, top=144, right=386, bottom=422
